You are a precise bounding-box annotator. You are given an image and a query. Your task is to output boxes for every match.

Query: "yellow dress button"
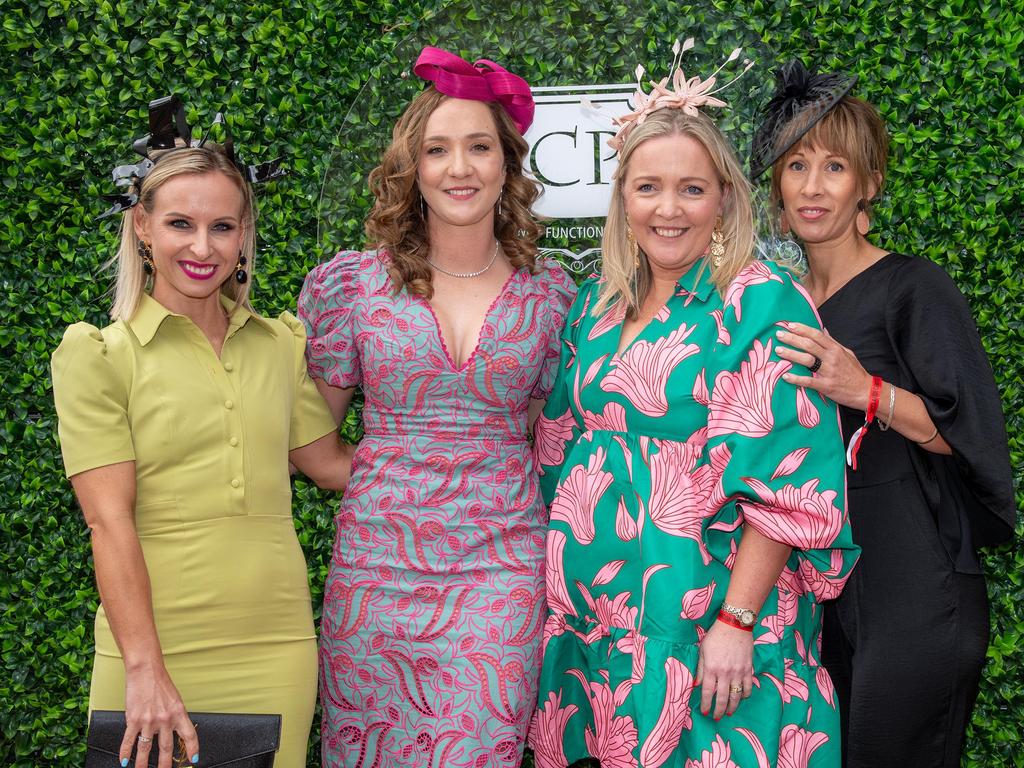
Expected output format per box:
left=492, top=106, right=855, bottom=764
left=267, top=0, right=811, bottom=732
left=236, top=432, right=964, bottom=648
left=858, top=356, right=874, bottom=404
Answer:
left=224, top=362, right=234, bottom=372
left=229, top=437, right=239, bottom=447
left=230, top=478, right=240, bottom=488
left=224, top=400, right=234, bottom=410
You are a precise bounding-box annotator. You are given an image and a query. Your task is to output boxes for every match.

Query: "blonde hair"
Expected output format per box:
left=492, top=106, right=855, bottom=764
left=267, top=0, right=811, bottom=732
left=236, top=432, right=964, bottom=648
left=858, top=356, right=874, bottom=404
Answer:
left=109, top=144, right=256, bottom=321
left=770, top=95, right=889, bottom=215
left=595, top=109, right=755, bottom=318
left=365, top=86, right=542, bottom=298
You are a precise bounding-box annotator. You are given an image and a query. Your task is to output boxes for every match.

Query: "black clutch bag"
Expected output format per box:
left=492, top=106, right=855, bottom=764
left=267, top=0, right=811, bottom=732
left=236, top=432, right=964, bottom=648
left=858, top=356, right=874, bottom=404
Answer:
left=85, top=710, right=282, bottom=768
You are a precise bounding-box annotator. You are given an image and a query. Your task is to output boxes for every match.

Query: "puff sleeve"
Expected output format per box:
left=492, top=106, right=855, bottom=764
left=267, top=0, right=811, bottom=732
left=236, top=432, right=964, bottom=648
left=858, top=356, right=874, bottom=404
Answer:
left=531, top=259, right=579, bottom=399
left=277, top=311, right=338, bottom=450
left=534, top=277, right=595, bottom=508
left=298, top=250, right=366, bottom=389
left=51, top=323, right=135, bottom=478
left=702, top=263, right=860, bottom=601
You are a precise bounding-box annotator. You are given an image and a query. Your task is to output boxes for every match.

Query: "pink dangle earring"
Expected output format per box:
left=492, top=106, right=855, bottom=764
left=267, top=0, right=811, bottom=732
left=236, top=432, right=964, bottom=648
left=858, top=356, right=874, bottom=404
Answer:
left=856, top=199, right=870, bottom=236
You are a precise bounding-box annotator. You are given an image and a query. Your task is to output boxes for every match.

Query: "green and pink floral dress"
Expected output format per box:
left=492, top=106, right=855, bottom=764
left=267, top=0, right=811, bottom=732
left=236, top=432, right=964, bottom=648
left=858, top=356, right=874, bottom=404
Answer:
left=529, top=259, right=860, bottom=768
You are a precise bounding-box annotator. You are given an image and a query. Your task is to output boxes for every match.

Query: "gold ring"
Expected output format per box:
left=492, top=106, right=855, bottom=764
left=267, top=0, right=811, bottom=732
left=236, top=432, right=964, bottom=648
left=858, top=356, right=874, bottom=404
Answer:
left=138, top=735, right=153, bottom=743
left=729, top=684, right=743, bottom=694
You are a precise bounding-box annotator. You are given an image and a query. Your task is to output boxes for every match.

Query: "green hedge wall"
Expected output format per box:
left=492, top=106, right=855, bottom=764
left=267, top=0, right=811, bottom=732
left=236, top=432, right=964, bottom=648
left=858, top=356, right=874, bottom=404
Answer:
left=2, top=0, right=1020, bottom=765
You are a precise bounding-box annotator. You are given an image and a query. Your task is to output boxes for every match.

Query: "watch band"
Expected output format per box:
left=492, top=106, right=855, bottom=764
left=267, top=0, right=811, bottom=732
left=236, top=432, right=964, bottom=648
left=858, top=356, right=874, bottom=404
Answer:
left=716, top=610, right=753, bottom=632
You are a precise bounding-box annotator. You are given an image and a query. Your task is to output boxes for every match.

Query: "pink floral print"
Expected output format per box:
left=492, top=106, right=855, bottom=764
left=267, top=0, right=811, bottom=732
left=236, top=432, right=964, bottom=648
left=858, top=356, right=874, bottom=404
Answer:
left=301, top=251, right=576, bottom=767
left=531, top=259, right=858, bottom=767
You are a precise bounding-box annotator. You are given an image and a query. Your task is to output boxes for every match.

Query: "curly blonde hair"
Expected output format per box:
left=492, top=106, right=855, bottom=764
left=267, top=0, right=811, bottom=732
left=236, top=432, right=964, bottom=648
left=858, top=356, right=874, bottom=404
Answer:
left=110, top=144, right=256, bottom=321
left=365, top=87, right=542, bottom=298
left=594, top=109, right=755, bottom=319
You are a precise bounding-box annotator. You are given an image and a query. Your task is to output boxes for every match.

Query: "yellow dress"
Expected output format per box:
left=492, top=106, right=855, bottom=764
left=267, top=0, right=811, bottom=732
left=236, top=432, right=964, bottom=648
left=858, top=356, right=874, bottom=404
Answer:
left=51, top=293, right=337, bottom=768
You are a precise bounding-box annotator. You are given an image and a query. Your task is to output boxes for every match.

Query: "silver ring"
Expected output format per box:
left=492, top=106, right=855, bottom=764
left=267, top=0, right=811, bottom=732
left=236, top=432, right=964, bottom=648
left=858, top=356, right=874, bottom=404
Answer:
left=809, top=355, right=822, bottom=374
left=138, top=735, right=153, bottom=743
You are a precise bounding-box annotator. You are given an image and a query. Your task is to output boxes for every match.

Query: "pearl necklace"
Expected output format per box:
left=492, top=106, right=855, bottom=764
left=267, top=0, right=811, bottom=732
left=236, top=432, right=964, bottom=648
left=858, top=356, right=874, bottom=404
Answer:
left=428, top=240, right=500, bottom=278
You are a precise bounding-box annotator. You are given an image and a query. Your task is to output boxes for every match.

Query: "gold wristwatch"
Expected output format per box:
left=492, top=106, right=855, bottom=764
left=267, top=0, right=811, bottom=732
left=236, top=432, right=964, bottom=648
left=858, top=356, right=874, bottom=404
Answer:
left=720, top=602, right=757, bottom=628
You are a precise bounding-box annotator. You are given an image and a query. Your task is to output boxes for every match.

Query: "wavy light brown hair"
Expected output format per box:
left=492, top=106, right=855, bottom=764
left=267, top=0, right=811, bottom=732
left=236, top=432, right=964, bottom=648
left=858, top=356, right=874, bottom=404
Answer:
left=365, top=86, right=542, bottom=298
left=769, top=95, right=889, bottom=217
left=110, top=144, right=256, bottom=321
left=595, top=109, right=756, bottom=318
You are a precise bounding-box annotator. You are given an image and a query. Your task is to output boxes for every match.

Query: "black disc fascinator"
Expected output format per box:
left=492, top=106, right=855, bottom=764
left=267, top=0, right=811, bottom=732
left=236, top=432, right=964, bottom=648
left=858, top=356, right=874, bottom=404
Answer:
left=99, top=95, right=286, bottom=218
left=749, top=60, right=857, bottom=179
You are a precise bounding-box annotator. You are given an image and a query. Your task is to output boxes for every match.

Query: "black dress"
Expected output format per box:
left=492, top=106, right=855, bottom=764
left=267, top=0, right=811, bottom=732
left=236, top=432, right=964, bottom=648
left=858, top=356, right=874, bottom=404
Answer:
left=817, top=252, right=1016, bottom=768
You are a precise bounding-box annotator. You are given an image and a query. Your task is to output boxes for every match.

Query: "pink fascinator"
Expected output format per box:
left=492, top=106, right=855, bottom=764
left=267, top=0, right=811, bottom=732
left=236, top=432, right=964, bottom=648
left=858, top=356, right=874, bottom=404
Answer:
left=590, top=38, right=754, bottom=152
left=413, top=46, right=535, bottom=134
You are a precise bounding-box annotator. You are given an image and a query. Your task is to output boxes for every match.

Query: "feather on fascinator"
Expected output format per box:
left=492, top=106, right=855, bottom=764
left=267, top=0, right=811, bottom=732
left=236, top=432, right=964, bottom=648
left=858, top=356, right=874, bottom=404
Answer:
left=99, top=95, right=286, bottom=218
left=586, top=38, right=754, bottom=152
left=413, top=47, right=535, bottom=134
left=749, top=60, right=857, bottom=178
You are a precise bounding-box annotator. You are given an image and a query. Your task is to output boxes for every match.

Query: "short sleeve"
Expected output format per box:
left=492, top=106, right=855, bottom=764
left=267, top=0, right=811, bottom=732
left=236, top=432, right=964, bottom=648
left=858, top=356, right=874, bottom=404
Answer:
left=704, top=263, right=859, bottom=601
left=297, top=250, right=366, bottom=388
left=277, top=312, right=338, bottom=451
left=51, top=323, right=135, bottom=477
left=885, top=257, right=1015, bottom=548
left=534, top=277, right=595, bottom=507
left=531, top=259, right=579, bottom=399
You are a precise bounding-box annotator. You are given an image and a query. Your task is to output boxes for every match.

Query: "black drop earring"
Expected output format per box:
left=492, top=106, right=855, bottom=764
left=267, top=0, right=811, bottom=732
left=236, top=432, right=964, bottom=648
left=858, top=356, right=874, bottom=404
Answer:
left=139, top=241, right=155, bottom=275
left=235, top=252, right=248, bottom=284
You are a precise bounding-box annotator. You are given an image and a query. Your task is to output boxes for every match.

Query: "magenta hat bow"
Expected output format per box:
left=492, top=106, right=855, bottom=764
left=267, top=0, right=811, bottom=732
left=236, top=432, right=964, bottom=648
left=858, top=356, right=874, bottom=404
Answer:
left=413, top=46, right=535, bottom=134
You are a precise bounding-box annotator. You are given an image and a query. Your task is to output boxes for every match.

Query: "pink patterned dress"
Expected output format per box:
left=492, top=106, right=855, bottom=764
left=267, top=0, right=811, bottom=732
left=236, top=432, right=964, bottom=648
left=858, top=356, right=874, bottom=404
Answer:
left=298, top=250, right=576, bottom=768
left=529, top=260, right=860, bottom=768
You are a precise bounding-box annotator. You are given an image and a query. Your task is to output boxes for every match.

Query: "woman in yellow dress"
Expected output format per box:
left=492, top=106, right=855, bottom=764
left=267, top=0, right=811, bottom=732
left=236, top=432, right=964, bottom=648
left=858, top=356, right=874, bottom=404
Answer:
left=50, top=97, right=349, bottom=768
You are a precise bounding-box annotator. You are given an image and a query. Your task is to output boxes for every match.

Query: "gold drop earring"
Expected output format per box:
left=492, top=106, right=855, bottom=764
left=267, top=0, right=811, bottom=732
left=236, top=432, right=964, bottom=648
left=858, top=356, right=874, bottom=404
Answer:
left=710, top=217, right=726, bottom=268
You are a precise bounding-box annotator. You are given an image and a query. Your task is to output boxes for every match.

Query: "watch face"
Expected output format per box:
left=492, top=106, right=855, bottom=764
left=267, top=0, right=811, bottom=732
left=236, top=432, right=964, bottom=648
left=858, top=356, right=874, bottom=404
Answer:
left=739, top=609, right=756, bottom=626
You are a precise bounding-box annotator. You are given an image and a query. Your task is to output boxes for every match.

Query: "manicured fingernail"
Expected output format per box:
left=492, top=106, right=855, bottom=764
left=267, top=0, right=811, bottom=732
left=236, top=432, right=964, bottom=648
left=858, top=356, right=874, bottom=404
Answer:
left=191, top=755, right=199, bottom=764
left=121, top=759, right=129, bottom=768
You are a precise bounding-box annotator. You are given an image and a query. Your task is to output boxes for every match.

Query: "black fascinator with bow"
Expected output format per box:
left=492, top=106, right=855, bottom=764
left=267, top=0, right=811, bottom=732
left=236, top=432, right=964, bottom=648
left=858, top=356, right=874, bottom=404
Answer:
left=99, top=95, right=286, bottom=218
left=749, top=60, right=857, bottom=179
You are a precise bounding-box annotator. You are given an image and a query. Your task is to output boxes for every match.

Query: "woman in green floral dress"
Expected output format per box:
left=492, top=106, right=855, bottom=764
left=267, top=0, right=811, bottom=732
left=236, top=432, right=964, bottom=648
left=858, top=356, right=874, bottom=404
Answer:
left=528, top=88, right=859, bottom=767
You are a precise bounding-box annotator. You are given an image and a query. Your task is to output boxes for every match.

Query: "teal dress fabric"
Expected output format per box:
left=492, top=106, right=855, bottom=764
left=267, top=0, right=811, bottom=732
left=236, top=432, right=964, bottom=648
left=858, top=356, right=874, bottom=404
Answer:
left=528, top=259, right=860, bottom=768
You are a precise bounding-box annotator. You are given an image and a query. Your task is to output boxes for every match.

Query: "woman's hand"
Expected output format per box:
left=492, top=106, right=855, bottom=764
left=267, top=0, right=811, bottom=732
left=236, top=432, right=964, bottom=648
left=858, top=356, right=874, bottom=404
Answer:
left=121, top=662, right=199, bottom=767
left=776, top=322, right=872, bottom=410
left=696, top=620, right=754, bottom=719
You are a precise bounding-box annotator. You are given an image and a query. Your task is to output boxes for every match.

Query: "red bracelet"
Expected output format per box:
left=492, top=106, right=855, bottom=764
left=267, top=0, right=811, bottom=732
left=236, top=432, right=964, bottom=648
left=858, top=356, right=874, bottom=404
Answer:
left=716, top=610, right=753, bottom=632
left=846, top=376, right=883, bottom=471
left=865, top=375, right=883, bottom=422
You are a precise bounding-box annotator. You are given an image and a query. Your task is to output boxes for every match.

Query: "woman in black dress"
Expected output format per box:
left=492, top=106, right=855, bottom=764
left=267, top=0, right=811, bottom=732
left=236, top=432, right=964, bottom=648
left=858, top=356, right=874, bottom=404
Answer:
left=750, top=61, right=1016, bottom=768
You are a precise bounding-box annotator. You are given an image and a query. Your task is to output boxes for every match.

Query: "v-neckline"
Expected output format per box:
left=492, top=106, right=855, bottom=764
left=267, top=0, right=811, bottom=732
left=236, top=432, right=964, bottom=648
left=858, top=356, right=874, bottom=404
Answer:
left=816, top=252, right=895, bottom=310
left=614, top=300, right=666, bottom=358
left=613, top=260, right=706, bottom=357
left=420, top=269, right=519, bottom=372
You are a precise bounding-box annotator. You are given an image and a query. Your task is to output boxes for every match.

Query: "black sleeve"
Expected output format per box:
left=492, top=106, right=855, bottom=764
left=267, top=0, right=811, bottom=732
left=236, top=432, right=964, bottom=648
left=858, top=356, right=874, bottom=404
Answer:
left=885, top=255, right=1015, bottom=553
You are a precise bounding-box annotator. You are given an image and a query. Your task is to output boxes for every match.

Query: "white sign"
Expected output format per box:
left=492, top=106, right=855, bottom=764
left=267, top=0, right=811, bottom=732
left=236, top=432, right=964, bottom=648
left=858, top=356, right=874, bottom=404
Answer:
left=524, top=84, right=634, bottom=219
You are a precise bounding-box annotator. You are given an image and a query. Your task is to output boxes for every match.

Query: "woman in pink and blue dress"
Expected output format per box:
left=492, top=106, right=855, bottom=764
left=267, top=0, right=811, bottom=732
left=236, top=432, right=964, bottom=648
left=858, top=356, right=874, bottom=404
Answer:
left=298, top=48, right=576, bottom=767
left=528, top=48, right=859, bottom=767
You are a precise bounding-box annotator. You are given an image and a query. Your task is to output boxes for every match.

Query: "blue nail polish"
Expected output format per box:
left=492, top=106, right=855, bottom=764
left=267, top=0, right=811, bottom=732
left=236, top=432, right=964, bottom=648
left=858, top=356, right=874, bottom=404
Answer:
left=121, top=759, right=129, bottom=768
left=191, top=754, right=199, bottom=764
